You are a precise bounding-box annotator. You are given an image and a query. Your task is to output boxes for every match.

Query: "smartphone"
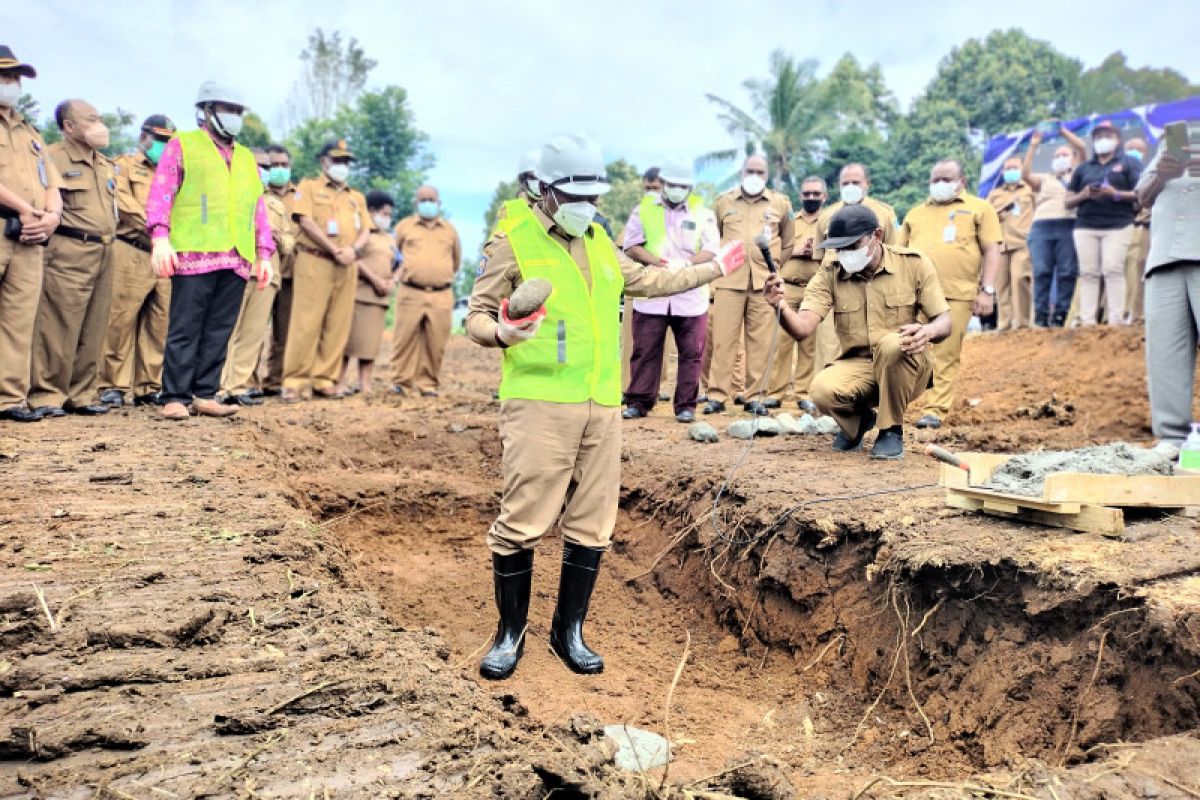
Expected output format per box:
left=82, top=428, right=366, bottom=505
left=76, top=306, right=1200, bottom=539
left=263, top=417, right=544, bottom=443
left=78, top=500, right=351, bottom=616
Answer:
left=1037, top=121, right=1060, bottom=135
left=1164, top=121, right=1188, bottom=158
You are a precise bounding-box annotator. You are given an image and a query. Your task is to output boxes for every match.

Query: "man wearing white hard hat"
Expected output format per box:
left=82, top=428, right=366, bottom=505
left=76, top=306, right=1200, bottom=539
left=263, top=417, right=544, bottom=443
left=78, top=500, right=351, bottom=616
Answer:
left=467, top=133, right=747, bottom=680
left=146, top=81, right=274, bottom=421
left=620, top=155, right=718, bottom=423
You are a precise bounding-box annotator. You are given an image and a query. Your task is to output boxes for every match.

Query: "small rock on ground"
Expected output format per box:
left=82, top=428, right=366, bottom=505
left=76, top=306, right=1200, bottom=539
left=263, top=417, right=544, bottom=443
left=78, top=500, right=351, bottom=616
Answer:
left=688, top=422, right=720, bottom=443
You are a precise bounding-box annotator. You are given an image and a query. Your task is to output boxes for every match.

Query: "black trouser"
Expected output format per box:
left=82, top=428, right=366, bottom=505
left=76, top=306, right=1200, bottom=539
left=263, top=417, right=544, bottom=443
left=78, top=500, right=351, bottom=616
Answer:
left=162, top=269, right=246, bottom=404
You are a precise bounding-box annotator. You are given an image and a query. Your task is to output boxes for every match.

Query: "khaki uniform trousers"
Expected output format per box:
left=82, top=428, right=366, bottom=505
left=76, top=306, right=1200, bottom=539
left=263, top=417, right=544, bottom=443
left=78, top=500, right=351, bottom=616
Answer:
left=488, top=399, right=621, bottom=556
left=768, top=283, right=817, bottom=402
left=1124, top=225, right=1150, bottom=323
left=700, top=304, right=743, bottom=397
left=812, top=314, right=839, bottom=378
left=391, top=284, right=453, bottom=393
left=99, top=241, right=170, bottom=396
left=257, top=278, right=293, bottom=391
left=0, top=237, right=44, bottom=410
left=994, top=247, right=1032, bottom=330
left=922, top=299, right=974, bottom=420
left=221, top=268, right=281, bottom=395
left=29, top=236, right=113, bottom=408
left=283, top=252, right=357, bottom=392
left=810, top=333, right=933, bottom=435
left=708, top=288, right=771, bottom=403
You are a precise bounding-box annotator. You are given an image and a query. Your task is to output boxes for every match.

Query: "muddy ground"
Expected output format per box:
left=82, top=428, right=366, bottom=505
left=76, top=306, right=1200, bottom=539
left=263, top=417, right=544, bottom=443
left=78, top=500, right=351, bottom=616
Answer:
left=1, top=326, right=1199, bottom=799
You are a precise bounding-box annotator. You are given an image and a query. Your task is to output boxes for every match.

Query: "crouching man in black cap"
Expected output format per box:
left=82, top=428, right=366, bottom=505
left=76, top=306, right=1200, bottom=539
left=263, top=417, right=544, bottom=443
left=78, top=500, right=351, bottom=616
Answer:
left=763, top=205, right=952, bottom=459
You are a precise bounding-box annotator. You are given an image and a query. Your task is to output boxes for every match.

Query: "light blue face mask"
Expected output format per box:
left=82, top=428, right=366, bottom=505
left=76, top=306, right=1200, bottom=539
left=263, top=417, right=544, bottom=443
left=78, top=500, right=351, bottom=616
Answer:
left=417, top=200, right=439, bottom=219
left=1126, top=150, right=1144, bottom=162
left=1003, top=169, right=1022, bottom=185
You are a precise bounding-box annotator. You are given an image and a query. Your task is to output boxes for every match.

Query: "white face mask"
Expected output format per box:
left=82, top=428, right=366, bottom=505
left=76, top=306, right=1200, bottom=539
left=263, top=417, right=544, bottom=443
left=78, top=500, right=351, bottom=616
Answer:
left=1052, top=156, right=1072, bottom=174
left=215, top=110, right=243, bottom=137
left=837, top=240, right=873, bottom=274
left=929, top=181, right=958, bottom=203
left=372, top=214, right=391, bottom=230
left=0, top=82, right=20, bottom=108
left=326, top=163, right=350, bottom=183
left=552, top=199, right=596, bottom=238
left=662, top=185, right=690, bottom=205
left=1093, top=137, right=1118, bottom=156
left=840, top=183, right=864, bottom=205
left=741, top=174, right=766, bottom=195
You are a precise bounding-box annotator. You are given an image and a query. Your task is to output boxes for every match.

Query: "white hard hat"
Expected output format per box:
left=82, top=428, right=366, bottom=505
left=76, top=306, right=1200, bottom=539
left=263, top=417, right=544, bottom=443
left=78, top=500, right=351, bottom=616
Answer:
left=518, top=148, right=540, bottom=178
left=659, top=156, right=695, bottom=186
left=195, top=81, right=245, bottom=109
left=537, top=133, right=611, bottom=196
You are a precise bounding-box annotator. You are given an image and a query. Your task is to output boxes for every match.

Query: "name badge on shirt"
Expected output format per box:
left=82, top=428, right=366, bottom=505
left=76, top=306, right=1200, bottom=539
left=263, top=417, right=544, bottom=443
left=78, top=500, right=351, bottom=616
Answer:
left=943, top=224, right=957, bottom=243
left=1011, top=201, right=1020, bottom=217
left=37, top=158, right=48, bottom=189
left=327, top=219, right=339, bottom=237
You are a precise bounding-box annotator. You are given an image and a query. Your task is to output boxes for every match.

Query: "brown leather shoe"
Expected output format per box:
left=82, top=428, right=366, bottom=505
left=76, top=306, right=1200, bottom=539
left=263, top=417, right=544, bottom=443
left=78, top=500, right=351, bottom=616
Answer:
left=193, top=398, right=238, bottom=417
left=161, top=402, right=190, bottom=421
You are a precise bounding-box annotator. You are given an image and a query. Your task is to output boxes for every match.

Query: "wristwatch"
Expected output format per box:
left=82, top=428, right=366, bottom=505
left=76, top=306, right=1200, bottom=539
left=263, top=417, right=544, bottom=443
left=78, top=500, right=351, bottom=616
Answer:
left=981, top=285, right=996, bottom=296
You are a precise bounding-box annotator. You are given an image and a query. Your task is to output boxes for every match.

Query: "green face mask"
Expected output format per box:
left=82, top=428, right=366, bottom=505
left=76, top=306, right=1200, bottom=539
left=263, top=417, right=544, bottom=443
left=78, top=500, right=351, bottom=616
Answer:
left=268, top=166, right=291, bottom=187
left=145, top=140, right=166, bottom=165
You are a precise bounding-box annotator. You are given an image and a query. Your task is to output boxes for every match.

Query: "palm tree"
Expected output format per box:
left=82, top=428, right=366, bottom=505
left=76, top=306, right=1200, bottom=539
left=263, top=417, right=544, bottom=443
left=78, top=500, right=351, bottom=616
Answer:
left=703, top=51, right=826, bottom=193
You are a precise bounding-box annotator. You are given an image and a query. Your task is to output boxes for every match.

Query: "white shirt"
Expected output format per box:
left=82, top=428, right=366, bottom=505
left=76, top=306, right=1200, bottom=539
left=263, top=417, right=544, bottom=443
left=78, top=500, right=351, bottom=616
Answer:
left=1137, top=150, right=1200, bottom=275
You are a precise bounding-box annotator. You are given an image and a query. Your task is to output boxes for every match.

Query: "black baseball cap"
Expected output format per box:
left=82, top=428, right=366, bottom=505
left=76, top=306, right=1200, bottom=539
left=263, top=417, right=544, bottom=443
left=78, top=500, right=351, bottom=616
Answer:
left=319, top=138, right=355, bottom=160
left=0, top=45, right=36, bottom=78
left=818, top=204, right=880, bottom=250
left=141, top=114, right=176, bottom=138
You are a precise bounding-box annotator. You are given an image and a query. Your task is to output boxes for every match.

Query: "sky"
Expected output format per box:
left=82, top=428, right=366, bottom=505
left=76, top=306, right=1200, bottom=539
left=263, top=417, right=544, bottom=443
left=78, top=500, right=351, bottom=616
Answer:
left=10, top=0, right=1200, bottom=256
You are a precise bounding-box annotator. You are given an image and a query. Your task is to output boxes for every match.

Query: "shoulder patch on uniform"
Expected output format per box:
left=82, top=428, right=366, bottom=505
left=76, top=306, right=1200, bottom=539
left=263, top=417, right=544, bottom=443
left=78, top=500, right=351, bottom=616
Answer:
left=476, top=256, right=488, bottom=277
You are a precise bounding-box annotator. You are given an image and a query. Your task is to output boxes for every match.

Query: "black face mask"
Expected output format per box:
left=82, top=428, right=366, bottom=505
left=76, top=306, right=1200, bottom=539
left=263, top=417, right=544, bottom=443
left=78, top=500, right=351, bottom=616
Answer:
left=801, top=198, right=822, bottom=214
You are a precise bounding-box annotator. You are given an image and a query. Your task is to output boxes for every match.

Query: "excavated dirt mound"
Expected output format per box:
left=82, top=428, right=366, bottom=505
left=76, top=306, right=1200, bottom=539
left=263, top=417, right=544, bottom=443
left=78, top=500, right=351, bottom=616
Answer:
left=2, top=327, right=1199, bottom=798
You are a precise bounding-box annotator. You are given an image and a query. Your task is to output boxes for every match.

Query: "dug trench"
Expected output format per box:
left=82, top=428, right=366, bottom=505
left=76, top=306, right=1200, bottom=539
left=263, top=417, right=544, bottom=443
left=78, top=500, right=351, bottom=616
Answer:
left=272, top=333, right=1200, bottom=795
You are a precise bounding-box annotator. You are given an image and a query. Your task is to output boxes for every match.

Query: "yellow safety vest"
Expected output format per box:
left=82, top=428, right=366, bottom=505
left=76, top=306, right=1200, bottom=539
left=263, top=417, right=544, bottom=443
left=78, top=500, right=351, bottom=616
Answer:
left=491, top=197, right=535, bottom=237
left=169, top=129, right=262, bottom=262
left=499, top=216, right=625, bottom=405
left=639, top=194, right=704, bottom=258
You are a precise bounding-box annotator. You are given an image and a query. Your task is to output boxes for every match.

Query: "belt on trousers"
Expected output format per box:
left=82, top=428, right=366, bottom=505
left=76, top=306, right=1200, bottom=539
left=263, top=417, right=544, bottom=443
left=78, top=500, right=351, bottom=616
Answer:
left=401, top=279, right=452, bottom=292
left=54, top=225, right=114, bottom=246
left=297, top=243, right=337, bottom=261
left=783, top=277, right=809, bottom=286
left=116, top=234, right=151, bottom=253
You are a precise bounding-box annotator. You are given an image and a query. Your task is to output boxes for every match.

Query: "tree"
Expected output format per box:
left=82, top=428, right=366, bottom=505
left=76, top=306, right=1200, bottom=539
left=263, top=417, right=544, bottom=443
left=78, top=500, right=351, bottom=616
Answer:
left=705, top=51, right=825, bottom=192
left=237, top=112, right=273, bottom=150
left=596, top=158, right=642, bottom=233
left=881, top=98, right=976, bottom=216
left=16, top=93, right=39, bottom=122
left=285, top=28, right=376, bottom=127
left=284, top=86, right=430, bottom=219
left=1078, top=52, right=1200, bottom=114
left=482, top=178, right=519, bottom=245
left=924, top=29, right=1082, bottom=138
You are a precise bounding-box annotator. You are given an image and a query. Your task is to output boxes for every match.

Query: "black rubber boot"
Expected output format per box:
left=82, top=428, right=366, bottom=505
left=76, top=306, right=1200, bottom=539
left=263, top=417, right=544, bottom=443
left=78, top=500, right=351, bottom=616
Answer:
left=550, top=542, right=605, bottom=674
left=479, top=549, right=534, bottom=680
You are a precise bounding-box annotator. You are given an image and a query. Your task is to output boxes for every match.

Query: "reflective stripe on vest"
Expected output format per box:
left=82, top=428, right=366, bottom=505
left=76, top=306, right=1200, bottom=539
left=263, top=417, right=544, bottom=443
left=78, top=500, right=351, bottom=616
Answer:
left=499, top=216, right=625, bottom=405
left=169, top=129, right=263, bottom=262
left=639, top=194, right=704, bottom=258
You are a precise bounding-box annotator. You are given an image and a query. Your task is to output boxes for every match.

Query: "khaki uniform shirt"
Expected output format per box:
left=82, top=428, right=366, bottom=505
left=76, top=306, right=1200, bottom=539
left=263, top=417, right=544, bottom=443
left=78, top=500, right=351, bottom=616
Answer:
left=264, top=191, right=295, bottom=276
left=0, top=107, right=60, bottom=214
left=47, top=138, right=116, bottom=236
left=268, top=184, right=298, bottom=277
left=780, top=210, right=824, bottom=287
left=899, top=192, right=1002, bottom=302
left=394, top=215, right=461, bottom=288
left=467, top=205, right=723, bottom=347
left=113, top=152, right=154, bottom=245
left=1031, top=172, right=1074, bottom=222
left=713, top=187, right=794, bottom=291
left=986, top=181, right=1035, bottom=251
left=292, top=176, right=366, bottom=250
left=356, top=230, right=396, bottom=306
left=801, top=245, right=950, bottom=361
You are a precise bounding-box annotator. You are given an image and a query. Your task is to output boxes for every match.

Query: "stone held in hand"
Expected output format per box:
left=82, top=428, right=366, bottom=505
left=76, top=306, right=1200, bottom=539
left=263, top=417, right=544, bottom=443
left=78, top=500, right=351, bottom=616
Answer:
left=688, top=422, right=720, bottom=443
left=507, top=278, right=553, bottom=320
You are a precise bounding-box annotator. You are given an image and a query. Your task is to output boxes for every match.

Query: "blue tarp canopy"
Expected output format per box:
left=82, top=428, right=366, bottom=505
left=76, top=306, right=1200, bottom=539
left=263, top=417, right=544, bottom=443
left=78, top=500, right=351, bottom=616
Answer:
left=979, top=95, right=1200, bottom=196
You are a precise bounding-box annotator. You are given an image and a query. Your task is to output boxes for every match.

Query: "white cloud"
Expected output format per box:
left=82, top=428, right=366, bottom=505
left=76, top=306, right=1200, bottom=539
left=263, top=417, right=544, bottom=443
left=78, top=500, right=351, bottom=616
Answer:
left=10, top=0, right=1199, bottom=255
